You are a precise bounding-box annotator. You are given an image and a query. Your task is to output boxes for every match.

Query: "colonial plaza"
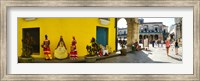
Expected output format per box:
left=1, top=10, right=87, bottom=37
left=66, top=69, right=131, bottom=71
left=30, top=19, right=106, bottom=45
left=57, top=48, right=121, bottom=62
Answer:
left=18, top=18, right=182, bottom=63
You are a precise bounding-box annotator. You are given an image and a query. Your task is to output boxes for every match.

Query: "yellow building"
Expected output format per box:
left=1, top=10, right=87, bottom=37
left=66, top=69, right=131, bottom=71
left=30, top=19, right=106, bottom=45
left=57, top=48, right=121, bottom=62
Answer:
left=18, top=18, right=116, bottom=58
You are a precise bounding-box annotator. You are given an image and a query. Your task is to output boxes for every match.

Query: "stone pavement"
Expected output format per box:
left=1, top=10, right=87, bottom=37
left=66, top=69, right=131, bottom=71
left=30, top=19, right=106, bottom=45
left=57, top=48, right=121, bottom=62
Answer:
left=19, top=43, right=182, bottom=63
left=96, top=44, right=182, bottom=63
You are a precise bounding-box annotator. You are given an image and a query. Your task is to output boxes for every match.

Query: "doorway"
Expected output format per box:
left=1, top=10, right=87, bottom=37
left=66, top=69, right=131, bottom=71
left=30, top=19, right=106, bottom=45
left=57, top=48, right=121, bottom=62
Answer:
left=22, top=28, right=40, bottom=54
left=96, top=26, right=108, bottom=47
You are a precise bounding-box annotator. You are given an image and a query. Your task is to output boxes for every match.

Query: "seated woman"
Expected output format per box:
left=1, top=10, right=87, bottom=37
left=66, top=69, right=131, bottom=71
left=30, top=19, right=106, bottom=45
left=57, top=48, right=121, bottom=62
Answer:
left=134, top=41, right=141, bottom=51
left=54, top=36, right=68, bottom=59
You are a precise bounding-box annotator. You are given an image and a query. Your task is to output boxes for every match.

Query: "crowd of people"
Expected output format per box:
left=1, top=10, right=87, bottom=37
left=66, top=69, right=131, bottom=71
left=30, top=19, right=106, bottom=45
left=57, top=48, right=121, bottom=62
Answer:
left=118, top=37, right=180, bottom=56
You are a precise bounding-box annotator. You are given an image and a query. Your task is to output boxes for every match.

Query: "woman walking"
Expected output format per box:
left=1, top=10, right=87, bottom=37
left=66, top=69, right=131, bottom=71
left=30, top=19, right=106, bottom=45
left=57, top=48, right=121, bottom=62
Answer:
left=175, top=40, right=179, bottom=55
left=165, top=38, right=170, bottom=56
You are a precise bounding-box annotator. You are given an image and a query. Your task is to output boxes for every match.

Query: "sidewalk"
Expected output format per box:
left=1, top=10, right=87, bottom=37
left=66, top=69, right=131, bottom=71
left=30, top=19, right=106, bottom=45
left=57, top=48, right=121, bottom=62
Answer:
left=19, top=52, right=122, bottom=63
left=142, top=44, right=182, bottom=63
left=96, top=44, right=182, bottom=63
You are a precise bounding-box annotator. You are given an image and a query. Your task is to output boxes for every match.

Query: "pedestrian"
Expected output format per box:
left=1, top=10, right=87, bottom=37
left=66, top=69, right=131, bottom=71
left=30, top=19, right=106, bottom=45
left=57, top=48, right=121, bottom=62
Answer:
left=144, top=38, right=149, bottom=50
left=155, top=40, right=157, bottom=47
left=165, top=38, right=170, bottom=56
left=157, top=39, right=160, bottom=47
left=175, top=40, right=179, bottom=55
left=142, top=39, right=144, bottom=48
left=118, top=37, right=123, bottom=48
left=161, top=40, right=164, bottom=47
left=152, top=40, right=155, bottom=47
left=122, top=37, right=126, bottom=46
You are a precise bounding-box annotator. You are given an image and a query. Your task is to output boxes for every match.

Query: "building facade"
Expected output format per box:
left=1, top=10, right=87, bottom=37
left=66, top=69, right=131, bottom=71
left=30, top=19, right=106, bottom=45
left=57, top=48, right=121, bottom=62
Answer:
left=18, top=18, right=116, bottom=58
left=174, top=18, right=182, bottom=40
left=139, top=22, right=168, bottom=43
left=169, top=24, right=176, bottom=40
left=117, top=28, right=127, bottom=39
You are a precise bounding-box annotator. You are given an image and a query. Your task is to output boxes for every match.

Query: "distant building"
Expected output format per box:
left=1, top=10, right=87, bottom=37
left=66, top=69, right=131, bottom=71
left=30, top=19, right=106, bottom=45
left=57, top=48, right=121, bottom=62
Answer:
left=139, top=22, right=169, bottom=43
left=117, top=28, right=127, bottom=39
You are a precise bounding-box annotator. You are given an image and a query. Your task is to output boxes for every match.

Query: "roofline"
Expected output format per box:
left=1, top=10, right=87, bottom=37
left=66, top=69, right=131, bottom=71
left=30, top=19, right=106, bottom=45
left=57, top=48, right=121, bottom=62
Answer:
left=142, top=22, right=163, bottom=24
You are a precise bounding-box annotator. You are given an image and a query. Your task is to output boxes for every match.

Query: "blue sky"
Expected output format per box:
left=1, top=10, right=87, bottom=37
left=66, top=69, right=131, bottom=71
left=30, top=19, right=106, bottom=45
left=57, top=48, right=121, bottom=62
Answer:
left=117, top=18, right=175, bottom=29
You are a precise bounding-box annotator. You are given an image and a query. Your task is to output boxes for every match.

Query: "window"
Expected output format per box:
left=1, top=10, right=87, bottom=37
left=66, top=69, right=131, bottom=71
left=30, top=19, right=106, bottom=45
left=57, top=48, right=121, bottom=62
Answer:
left=99, top=18, right=110, bottom=21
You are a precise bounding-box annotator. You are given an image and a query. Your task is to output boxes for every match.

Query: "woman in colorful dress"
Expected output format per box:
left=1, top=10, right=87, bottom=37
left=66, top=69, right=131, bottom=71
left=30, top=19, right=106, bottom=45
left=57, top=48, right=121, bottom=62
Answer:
left=41, top=35, right=52, bottom=60
left=70, top=36, right=78, bottom=60
left=54, top=36, right=68, bottom=59
left=165, top=38, right=171, bottom=56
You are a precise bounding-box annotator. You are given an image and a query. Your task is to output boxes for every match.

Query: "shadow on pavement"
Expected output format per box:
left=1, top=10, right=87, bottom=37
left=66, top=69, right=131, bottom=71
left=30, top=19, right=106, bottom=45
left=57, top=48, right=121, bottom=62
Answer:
left=96, top=50, right=170, bottom=63
left=136, top=51, right=170, bottom=63
left=168, top=55, right=182, bottom=61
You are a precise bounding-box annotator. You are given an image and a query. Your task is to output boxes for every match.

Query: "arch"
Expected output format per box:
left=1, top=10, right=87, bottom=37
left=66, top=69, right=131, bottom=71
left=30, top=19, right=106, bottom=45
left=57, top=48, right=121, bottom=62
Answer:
left=144, top=35, right=149, bottom=39
left=139, top=35, right=143, bottom=39
left=139, top=35, right=143, bottom=43
left=155, top=27, right=158, bottom=32
left=117, top=18, right=128, bottom=50
left=154, top=35, right=159, bottom=40
left=117, top=18, right=127, bottom=28
left=117, top=18, right=140, bottom=47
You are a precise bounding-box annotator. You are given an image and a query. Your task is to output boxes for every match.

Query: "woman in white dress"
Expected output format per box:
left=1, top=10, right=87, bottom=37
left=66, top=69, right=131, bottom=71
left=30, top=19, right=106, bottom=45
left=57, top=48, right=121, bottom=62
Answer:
left=143, top=38, right=149, bottom=50
left=54, top=36, right=68, bottom=59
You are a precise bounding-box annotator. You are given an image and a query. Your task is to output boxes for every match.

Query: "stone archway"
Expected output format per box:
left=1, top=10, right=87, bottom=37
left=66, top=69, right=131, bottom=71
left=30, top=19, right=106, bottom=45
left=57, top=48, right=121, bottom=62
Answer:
left=116, top=18, right=140, bottom=51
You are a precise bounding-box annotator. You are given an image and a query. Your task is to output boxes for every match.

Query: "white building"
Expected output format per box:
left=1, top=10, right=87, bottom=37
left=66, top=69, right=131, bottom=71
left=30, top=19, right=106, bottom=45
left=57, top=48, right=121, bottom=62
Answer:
left=139, top=22, right=169, bottom=42
left=117, top=28, right=127, bottom=39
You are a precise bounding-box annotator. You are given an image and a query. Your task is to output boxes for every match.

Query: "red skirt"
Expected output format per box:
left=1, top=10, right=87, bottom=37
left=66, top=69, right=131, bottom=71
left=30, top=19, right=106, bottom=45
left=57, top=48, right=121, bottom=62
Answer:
left=70, top=51, right=77, bottom=58
left=44, top=47, right=51, bottom=54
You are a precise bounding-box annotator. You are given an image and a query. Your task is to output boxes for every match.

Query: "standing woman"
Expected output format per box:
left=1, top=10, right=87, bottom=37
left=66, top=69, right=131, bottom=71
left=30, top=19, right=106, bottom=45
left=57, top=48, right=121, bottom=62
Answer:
left=161, top=40, right=164, bottom=47
left=41, top=35, right=52, bottom=60
left=144, top=38, right=149, bottom=50
left=70, top=36, right=78, bottom=60
left=175, top=40, right=179, bottom=55
left=54, top=36, right=68, bottom=59
left=165, top=38, right=171, bottom=56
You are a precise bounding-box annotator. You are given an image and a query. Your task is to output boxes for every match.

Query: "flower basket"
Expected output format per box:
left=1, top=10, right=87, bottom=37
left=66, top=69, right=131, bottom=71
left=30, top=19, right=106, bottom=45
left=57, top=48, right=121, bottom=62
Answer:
left=85, top=55, right=97, bottom=63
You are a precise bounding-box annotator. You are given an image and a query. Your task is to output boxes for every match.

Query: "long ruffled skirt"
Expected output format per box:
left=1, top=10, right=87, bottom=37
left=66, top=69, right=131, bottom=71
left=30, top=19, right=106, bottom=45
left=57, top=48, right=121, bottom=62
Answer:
left=54, top=47, right=68, bottom=59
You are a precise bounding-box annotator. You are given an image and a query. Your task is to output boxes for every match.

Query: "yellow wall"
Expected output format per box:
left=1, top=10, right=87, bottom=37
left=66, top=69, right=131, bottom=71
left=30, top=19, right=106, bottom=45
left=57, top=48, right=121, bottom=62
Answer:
left=18, top=18, right=116, bottom=58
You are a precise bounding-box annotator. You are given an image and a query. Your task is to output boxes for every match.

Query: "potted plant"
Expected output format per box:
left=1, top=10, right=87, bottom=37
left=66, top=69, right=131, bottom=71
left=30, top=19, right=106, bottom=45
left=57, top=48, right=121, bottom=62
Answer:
left=19, top=33, right=35, bottom=63
left=85, top=45, right=97, bottom=63
left=85, top=38, right=100, bottom=63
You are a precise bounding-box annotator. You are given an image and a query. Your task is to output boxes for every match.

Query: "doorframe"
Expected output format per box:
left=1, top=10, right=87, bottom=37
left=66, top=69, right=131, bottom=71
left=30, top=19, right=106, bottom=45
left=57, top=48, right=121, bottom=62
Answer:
left=115, top=18, right=118, bottom=51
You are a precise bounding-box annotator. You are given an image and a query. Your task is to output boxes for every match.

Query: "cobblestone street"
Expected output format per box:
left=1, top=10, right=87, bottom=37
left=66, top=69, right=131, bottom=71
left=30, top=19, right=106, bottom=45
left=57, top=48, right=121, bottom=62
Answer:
left=96, top=44, right=182, bottom=63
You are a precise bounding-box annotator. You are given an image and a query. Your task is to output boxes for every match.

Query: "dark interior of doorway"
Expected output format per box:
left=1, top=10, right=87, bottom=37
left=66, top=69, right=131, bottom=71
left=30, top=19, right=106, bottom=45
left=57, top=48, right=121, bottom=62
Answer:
left=23, top=28, right=40, bottom=54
